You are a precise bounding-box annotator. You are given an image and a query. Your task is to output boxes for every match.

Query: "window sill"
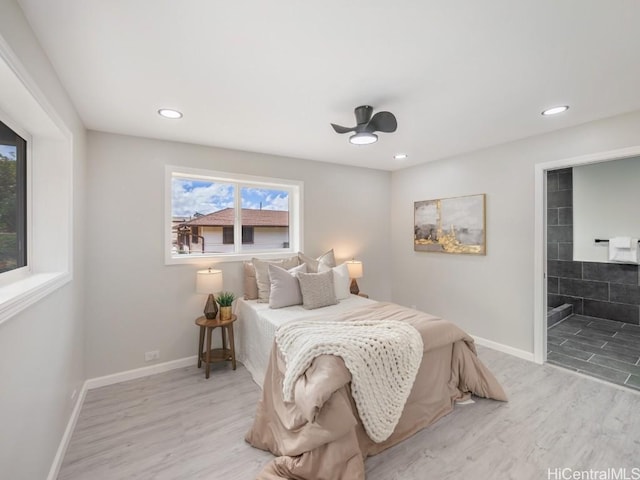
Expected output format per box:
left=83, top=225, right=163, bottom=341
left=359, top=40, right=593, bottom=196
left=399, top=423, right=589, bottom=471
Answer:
left=0, top=272, right=71, bottom=326
left=165, top=250, right=298, bottom=265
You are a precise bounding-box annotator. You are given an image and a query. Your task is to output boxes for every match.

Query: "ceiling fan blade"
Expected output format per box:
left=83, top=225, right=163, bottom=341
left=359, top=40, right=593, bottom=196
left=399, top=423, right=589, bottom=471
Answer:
left=368, top=111, right=397, bottom=133
left=331, top=123, right=356, bottom=134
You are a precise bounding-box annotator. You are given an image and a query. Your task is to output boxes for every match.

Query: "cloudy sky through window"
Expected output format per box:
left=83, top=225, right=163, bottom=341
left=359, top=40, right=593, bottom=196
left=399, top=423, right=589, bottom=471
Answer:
left=172, top=178, right=288, bottom=217
left=0, top=145, right=16, bottom=160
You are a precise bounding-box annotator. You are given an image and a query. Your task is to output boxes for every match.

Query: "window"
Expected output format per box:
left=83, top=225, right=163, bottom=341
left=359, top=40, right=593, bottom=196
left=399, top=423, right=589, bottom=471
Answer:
left=166, top=167, right=303, bottom=263
left=0, top=47, right=73, bottom=324
left=242, top=226, right=254, bottom=244
left=0, top=47, right=73, bottom=325
left=222, top=226, right=255, bottom=245
left=222, top=226, right=233, bottom=245
left=0, top=121, right=27, bottom=275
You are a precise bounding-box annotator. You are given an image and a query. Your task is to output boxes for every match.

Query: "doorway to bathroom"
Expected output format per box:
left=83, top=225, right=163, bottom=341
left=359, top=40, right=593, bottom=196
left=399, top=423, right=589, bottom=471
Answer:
left=534, top=148, right=640, bottom=391
left=545, top=165, right=640, bottom=390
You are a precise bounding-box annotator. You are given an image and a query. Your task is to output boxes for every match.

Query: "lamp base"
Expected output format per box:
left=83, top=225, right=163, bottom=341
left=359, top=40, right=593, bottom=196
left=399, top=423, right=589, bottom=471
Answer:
left=350, top=279, right=360, bottom=295
left=204, top=294, right=218, bottom=319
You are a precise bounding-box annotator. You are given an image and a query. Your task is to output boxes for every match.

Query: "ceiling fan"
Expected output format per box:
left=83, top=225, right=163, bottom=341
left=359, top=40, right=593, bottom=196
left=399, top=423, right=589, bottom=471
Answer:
left=331, top=105, right=397, bottom=145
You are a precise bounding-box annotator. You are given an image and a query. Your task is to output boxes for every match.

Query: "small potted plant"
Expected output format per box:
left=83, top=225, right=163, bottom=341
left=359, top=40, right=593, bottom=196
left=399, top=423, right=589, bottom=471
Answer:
left=216, top=291, right=235, bottom=321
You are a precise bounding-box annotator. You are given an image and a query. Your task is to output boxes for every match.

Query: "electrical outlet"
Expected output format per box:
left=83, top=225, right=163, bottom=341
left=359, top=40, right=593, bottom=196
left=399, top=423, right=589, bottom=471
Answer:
left=145, top=350, right=160, bottom=361
left=71, top=389, right=77, bottom=402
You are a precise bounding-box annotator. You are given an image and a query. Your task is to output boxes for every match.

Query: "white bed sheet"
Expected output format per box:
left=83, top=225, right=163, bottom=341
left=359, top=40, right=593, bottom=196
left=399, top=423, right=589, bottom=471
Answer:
left=234, top=295, right=376, bottom=388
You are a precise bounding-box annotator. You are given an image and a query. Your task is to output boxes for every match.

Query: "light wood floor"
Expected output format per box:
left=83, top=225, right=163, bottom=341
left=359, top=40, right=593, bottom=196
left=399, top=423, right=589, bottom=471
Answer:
left=58, top=347, right=640, bottom=479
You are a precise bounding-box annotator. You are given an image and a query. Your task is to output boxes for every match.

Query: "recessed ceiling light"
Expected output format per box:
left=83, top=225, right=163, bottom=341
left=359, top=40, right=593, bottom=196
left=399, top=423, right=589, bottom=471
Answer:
left=158, top=108, right=183, bottom=119
left=394, top=153, right=408, bottom=160
left=541, top=105, right=569, bottom=116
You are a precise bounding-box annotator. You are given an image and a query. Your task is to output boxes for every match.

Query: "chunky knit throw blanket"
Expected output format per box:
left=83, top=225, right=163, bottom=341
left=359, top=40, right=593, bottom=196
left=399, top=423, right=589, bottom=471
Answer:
left=275, top=319, right=424, bottom=443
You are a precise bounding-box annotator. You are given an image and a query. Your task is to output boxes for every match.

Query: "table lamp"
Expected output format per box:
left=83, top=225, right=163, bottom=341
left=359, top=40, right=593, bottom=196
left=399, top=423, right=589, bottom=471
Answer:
left=345, top=260, right=363, bottom=295
left=196, top=268, right=223, bottom=319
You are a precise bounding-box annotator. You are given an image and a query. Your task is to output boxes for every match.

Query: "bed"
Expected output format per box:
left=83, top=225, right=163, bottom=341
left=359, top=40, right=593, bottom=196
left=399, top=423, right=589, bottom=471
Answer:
left=235, top=295, right=376, bottom=388
left=236, top=295, right=508, bottom=480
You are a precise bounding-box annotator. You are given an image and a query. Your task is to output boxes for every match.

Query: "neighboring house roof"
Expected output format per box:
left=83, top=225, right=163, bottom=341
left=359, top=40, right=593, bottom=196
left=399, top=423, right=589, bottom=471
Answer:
left=180, top=208, right=288, bottom=227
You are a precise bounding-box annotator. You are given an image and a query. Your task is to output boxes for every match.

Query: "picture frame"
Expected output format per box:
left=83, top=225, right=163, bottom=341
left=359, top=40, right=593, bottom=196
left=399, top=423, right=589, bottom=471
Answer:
left=414, top=193, right=486, bottom=255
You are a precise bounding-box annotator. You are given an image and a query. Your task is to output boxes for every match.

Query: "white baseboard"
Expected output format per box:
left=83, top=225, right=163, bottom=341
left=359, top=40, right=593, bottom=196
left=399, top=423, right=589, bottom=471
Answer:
left=472, top=335, right=535, bottom=362
left=48, top=355, right=198, bottom=478
left=46, top=382, right=88, bottom=480
left=86, top=355, right=198, bottom=390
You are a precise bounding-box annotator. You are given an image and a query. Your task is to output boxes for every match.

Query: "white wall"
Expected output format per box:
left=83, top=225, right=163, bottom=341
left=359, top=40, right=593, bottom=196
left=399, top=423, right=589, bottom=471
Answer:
left=573, top=156, right=640, bottom=262
left=0, top=1, right=86, bottom=479
left=199, top=226, right=229, bottom=253
left=251, top=226, right=289, bottom=250
left=193, top=226, right=289, bottom=253
left=85, top=131, right=391, bottom=377
left=391, top=110, right=640, bottom=354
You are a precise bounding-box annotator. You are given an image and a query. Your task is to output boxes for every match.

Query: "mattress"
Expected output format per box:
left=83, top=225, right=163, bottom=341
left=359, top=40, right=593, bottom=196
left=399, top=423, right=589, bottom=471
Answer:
left=234, top=295, right=376, bottom=387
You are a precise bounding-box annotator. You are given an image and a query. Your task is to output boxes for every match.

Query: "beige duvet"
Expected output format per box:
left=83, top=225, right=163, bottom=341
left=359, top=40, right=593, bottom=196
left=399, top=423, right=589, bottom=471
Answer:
left=245, top=302, right=508, bottom=480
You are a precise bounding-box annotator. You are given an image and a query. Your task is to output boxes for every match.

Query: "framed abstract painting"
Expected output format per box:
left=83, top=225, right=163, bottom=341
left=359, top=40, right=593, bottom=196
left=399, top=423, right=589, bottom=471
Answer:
left=414, top=194, right=486, bottom=255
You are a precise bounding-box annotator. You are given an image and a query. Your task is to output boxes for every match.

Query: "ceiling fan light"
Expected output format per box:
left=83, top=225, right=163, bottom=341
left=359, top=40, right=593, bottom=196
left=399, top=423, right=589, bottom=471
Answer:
left=349, top=132, right=378, bottom=145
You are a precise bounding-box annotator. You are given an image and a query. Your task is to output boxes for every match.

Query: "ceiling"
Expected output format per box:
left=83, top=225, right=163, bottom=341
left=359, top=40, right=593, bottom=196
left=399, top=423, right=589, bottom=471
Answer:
left=16, top=0, right=640, bottom=171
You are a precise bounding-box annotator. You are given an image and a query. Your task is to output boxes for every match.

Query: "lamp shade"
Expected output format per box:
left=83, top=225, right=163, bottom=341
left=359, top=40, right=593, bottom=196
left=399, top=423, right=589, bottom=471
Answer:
left=196, top=268, right=223, bottom=294
left=345, top=260, right=363, bottom=279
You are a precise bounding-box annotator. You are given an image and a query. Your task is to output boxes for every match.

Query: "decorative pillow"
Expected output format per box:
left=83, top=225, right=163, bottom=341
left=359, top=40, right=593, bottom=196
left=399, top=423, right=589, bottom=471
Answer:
left=298, top=249, right=336, bottom=273
left=243, top=261, right=259, bottom=300
left=298, top=269, right=338, bottom=310
left=253, top=258, right=284, bottom=303
left=318, top=249, right=336, bottom=268
left=244, top=255, right=300, bottom=300
left=281, top=255, right=302, bottom=270
left=268, top=263, right=308, bottom=309
left=297, top=252, right=319, bottom=273
left=332, top=263, right=351, bottom=300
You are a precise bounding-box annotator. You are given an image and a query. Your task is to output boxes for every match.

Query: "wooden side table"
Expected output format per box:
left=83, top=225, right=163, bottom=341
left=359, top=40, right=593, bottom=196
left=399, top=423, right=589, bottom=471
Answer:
left=195, top=314, right=237, bottom=379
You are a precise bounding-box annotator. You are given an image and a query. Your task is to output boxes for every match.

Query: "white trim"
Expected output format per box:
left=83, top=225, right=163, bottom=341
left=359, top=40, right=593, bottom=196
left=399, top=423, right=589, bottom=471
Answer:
left=0, top=35, right=72, bottom=144
left=85, top=355, right=198, bottom=390
left=46, top=382, right=88, bottom=480
left=533, top=163, right=546, bottom=364
left=47, top=355, right=199, bottom=479
left=0, top=272, right=70, bottom=325
left=533, top=145, right=640, bottom=365
left=472, top=335, right=535, bottom=362
left=0, top=33, right=74, bottom=323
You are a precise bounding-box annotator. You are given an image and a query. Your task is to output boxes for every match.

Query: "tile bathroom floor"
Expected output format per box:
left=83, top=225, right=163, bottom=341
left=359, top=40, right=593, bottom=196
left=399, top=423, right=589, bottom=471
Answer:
left=547, top=314, right=640, bottom=391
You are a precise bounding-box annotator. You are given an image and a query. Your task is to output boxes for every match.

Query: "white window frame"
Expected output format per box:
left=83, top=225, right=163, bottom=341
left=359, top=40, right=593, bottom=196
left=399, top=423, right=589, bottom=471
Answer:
left=165, top=165, right=304, bottom=264
left=0, top=38, right=73, bottom=326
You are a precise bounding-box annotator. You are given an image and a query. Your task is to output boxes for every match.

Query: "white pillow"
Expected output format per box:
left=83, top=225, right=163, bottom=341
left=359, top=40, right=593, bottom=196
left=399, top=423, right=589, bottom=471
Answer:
left=298, top=270, right=338, bottom=310
left=247, top=255, right=301, bottom=301
left=332, top=263, right=351, bottom=300
left=298, top=249, right=336, bottom=273
left=268, top=263, right=308, bottom=309
left=318, top=249, right=336, bottom=268
left=252, top=258, right=285, bottom=303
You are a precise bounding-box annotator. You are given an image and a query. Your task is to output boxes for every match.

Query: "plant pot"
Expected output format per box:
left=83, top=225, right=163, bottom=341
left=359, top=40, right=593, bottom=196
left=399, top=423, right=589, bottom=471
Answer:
left=219, top=306, right=232, bottom=321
